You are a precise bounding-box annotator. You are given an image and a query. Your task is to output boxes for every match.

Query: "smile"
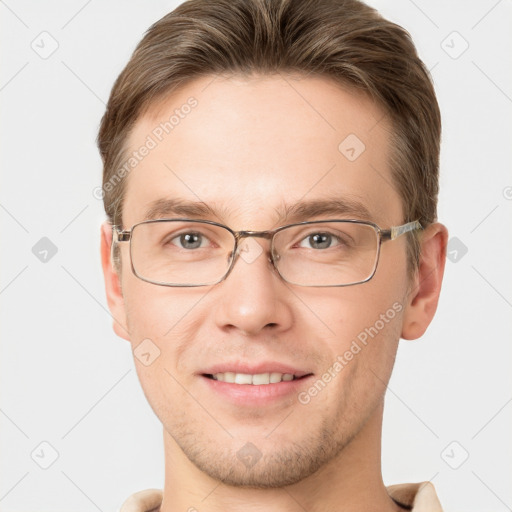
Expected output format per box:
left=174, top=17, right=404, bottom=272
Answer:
left=205, top=372, right=302, bottom=385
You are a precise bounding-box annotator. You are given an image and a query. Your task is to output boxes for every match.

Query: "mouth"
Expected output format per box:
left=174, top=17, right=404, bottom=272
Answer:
left=199, top=365, right=315, bottom=405
left=202, top=372, right=312, bottom=385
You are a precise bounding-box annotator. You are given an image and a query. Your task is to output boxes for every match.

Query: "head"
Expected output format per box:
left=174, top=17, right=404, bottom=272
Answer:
left=98, top=0, right=447, bottom=488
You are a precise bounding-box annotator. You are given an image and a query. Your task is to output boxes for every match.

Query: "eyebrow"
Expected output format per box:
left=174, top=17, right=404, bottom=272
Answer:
left=142, top=197, right=374, bottom=225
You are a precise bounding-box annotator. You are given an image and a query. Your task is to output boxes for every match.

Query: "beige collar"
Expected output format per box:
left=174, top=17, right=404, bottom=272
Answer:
left=119, top=481, right=443, bottom=512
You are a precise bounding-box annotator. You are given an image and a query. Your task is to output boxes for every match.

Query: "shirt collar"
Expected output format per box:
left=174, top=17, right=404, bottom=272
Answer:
left=120, top=482, right=443, bottom=512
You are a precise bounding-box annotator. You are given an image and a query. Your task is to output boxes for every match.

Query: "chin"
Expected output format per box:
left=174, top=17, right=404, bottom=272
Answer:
left=174, top=424, right=348, bottom=488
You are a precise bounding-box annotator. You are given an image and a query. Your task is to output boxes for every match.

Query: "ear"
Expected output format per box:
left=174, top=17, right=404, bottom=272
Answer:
left=100, top=222, right=130, bottom=341
left=401, top=222, right=448, bottom=340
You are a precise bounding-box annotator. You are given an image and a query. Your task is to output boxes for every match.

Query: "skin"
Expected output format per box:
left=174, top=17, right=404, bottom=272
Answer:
left=101, top=73, right=448, bottom=512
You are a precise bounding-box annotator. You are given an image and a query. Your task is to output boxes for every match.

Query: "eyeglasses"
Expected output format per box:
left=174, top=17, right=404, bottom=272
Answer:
left=112, top=219, right=422, bottom=287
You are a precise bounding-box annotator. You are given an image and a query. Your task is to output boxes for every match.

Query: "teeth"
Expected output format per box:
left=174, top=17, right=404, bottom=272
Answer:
left=211, top=372, right=296, bottom=385
left=224, top=371, right=236, bottom=383
left=235, top=373, right=253, bottom=384
left=252, top=373, right=270, bottom=385
left=270, top=372, right=282, bottom=383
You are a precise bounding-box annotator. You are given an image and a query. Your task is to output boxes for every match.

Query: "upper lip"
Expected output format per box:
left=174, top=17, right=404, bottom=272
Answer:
left=200, top=362, right=313, bottom=378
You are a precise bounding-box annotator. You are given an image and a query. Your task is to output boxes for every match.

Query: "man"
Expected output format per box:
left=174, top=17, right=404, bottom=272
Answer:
left=98, top=0, right=448, bottom=510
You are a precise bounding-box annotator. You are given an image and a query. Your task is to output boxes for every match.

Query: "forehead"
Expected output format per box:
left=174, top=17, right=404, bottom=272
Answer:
left=121, top=73, right=402, bottom=229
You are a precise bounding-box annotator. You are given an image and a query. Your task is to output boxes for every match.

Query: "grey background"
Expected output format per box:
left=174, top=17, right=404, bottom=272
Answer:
left=1, top=1, right=511, bottom=510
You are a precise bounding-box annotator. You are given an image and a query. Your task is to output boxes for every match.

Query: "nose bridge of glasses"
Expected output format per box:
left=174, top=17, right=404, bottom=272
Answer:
left=233, top=230, right=278, bottom=264
left=235, top=230, right=273, bottom=240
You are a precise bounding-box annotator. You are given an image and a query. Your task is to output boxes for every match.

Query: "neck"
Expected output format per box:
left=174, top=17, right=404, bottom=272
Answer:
left=159, top=401, right=400, bottom=512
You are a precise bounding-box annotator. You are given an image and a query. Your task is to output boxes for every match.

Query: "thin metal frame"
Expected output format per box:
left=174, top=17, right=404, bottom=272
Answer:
left=112, top=218, right=422, bottom=287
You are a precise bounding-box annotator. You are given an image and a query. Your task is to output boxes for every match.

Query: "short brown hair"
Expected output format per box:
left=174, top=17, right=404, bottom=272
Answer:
left=97, top=0, right=441, bottom=274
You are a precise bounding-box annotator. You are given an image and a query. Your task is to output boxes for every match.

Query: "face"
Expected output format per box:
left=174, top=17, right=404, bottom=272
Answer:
left=106, top=74, right=416, bottom=487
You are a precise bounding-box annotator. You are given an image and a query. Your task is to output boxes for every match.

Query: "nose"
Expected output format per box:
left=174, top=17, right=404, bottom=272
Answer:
left=212, top=237, right=294, bottom=337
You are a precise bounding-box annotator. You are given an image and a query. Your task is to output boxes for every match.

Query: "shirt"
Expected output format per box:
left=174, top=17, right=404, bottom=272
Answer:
left=119, top=482, right=443, bottom=512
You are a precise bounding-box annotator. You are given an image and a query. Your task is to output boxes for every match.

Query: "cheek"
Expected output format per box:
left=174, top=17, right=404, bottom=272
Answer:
left=121, top=287, right=194, bottom=417
left=122, top=274, right=190, bottom=339
left=310, top=294, right=403, bottom=416
left=121, top=277, right=209, bottom=380
left=303, top=275, right=405, bottom=394
left=311, top=280, right=404, bottom=344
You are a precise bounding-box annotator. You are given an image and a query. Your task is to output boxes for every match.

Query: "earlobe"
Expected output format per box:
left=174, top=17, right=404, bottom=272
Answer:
left=100, top=222, right=131, bottom=341
left=401, top=222, right=448, bottom=340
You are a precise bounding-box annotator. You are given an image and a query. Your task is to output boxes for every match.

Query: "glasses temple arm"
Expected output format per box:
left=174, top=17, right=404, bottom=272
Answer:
left=381, top=220, right=423, bottom=241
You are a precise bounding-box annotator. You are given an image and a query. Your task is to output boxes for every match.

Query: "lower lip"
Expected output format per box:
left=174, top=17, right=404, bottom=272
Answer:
left=200, top=374, right=314, bottom=405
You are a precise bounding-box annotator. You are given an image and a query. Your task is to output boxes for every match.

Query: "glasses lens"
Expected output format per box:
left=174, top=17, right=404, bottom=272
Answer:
left=273, top=221, right=379, bottom=286
left=130, top=221, right=235, bottom=286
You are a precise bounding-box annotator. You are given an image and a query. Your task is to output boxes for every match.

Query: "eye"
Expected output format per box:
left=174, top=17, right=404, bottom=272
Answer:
left=169, top=231, right=210, bottom=250
left=298, top=232, right=343, bottom=250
